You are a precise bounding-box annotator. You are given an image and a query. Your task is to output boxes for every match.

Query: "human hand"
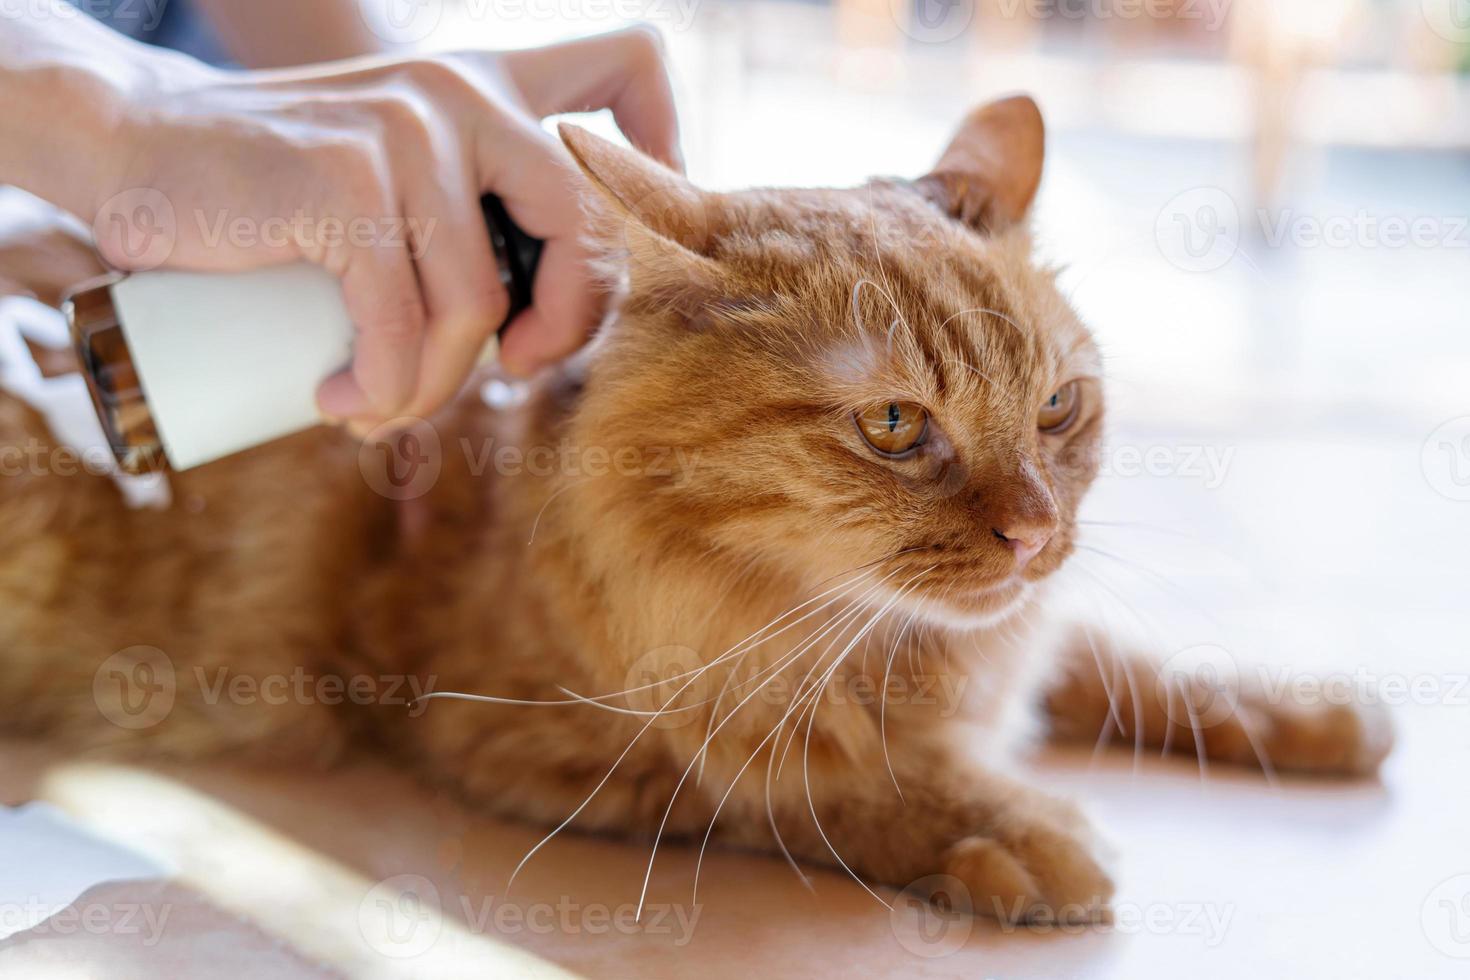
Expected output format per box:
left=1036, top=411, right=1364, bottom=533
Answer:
left=91, top=28, right=681, bottom=426
left=0, top=191, right=106, bottom=311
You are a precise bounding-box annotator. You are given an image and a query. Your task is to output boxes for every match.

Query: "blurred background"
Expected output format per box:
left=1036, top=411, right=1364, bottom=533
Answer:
left=412, top=0, right=1470, bottom=421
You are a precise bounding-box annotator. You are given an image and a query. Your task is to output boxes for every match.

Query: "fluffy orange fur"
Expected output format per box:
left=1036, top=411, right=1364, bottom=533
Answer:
left=0, top=96, right=1391, bottom=923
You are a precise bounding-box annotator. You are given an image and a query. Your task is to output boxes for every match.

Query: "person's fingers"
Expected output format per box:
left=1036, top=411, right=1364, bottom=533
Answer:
left=312, top=37, right=670, bottom=403
left=400, top=172, right=509, bottom=418
left=496, top=233, right=601, bottom=376
left=496, top=27, right=683, bottom=171
left=316, top=370, right=371, bottom=422
left=0, top=224, right=106, bottom=309
left=468, top=121, right=604, bottom=376
left=303, top=134, right=430, bottom=420
left=319, top=234, right=426, bottom=418
left=595, top=28, right=683, bottom=172
left=474, top=124, right=586, bottom=255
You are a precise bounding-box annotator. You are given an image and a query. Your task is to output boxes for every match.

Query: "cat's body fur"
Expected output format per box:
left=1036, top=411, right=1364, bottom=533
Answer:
left=0, top=97, right=1390, bottom=923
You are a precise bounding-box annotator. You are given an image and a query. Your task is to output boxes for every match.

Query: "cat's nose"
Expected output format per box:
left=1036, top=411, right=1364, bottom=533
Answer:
left=991, top=523, right=1054, bottom=567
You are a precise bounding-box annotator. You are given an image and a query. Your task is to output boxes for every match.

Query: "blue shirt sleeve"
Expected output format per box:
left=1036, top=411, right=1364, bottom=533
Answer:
left=64, top=0, right=233, bottom=66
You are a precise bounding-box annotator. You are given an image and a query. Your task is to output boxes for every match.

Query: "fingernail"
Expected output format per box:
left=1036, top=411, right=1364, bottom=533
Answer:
left=317, top=373, right=373, bottom=419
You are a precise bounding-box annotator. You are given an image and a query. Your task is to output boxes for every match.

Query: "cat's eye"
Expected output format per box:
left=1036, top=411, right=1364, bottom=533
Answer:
left=1038, top=381, right=1082, bottom=433
left=855, top=401, right=930, bottom=456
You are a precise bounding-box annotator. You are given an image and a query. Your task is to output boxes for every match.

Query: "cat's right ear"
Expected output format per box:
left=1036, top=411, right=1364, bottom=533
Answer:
left=917, top=95, right=1045, bottom=235
left=558, top=123, right=723, bottom=310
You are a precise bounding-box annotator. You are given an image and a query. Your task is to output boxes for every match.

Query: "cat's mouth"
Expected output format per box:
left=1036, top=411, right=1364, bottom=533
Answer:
left=947, top=578, right=1027, bottom=608
left=903, top=576, right=1033, bottom=630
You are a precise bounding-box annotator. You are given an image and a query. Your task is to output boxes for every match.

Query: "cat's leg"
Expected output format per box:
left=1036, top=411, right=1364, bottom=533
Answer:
left=410, top=695, right=1113, bottom=923
left=621, top=644, right=1114, bottom=923
left=1044, top=625, right=1394, bottom=776
left=705, top=734, right=1114, bottom=925
left=402, top=646, right=1114, bottom=924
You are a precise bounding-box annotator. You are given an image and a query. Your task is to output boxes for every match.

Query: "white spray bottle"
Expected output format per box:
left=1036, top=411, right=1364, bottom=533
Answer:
left=64, top=194, right=541, bottom=473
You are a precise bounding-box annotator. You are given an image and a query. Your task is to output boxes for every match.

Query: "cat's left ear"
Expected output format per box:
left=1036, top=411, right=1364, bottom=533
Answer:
left=917, top=94, right=1045, bottom=234
left=558, top=123, right=723, bottom=311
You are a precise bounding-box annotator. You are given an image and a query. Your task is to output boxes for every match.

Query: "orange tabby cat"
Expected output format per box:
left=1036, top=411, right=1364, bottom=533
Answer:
left=0, top=96, right=1390, bottom=924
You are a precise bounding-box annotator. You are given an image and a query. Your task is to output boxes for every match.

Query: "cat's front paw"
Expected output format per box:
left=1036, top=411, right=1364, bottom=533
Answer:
left=941, top=815, right=1114, bottom=925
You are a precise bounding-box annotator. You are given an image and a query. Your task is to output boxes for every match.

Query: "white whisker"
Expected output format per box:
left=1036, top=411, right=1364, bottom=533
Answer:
left=689, top=570, right=934, bottom=908
left=638, top=568, right=915, bottom=917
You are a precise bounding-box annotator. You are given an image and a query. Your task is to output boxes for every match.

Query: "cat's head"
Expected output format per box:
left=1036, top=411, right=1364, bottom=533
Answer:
left=560, top=97, right=1102, bottom=629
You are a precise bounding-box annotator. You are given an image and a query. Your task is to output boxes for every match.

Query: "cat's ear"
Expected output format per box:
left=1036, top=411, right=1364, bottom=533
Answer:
left=558, top=123, right=723, bottom=311
left=917, top=94, right=1045, bottom=234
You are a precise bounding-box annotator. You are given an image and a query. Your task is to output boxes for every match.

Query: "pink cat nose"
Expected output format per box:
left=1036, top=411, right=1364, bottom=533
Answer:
left=992, top=525, right=1053, bottom=567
